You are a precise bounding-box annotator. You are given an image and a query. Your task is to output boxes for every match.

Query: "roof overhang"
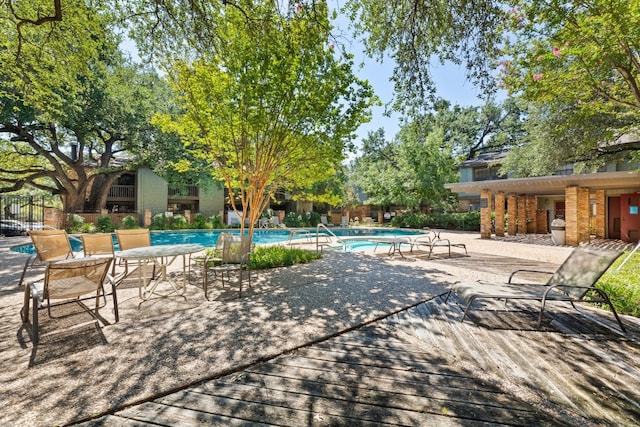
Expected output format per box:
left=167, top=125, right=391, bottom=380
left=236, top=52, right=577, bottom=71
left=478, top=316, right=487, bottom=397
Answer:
left=445, top=170, right=640, bottom=196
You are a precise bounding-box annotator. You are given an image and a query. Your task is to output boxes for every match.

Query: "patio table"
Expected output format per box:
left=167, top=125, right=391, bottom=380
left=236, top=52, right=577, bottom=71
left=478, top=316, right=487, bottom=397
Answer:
left=114, top=243, right=204, bottom=301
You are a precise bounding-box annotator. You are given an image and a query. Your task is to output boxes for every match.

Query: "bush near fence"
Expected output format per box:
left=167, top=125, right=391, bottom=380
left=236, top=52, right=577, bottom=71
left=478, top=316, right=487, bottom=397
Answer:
left=390, top=211, right=481, bottom=231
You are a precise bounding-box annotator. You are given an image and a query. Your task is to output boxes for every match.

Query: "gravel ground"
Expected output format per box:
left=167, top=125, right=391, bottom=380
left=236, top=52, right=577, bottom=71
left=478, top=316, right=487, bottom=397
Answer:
left=0, top=231, right=577, bottom=426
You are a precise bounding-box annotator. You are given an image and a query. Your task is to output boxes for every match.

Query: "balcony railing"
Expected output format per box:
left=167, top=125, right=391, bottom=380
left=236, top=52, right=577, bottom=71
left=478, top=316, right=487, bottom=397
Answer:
left=168, top=185, right=199, bottom=198
left=108, top=185, right=135, bottom=200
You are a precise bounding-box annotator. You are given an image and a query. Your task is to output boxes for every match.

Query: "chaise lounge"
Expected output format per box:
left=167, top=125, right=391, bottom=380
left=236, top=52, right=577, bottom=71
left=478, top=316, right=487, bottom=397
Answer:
left=444, top=245, right=626, bottom=331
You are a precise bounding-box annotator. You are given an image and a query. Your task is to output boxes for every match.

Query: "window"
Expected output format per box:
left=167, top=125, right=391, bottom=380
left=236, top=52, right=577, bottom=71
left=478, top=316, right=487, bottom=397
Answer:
left=473, top=166, right=504, bottom=181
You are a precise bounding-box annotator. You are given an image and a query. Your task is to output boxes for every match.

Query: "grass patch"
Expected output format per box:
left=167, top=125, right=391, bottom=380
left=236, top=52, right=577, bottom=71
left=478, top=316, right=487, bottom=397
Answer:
left=250, top=245, right=322, bottom=270
left=596, top=250, right=640, bottom=317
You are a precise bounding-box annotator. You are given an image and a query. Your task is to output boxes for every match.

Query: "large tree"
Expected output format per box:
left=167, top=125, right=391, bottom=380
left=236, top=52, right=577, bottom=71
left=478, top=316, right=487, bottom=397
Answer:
left=498, top=0, right=640, bottom=175
left=154, top=1, right=375, bottom=238
left=347, top=0, right=640, bottom=172
left=344, top=0, right=504, bottom=115
left=0, top=1, right=175, bottom=213
left=352, top=123, right=458, bottom=211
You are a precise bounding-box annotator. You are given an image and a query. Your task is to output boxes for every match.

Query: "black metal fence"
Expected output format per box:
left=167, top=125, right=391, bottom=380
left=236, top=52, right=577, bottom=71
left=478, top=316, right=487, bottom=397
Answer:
left=0, top=195, right=45, bottom=237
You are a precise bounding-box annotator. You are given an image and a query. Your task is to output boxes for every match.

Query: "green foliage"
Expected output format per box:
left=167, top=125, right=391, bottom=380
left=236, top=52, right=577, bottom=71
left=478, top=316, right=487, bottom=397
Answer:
left=498, top=0, right=640, bottom=174
left=191, top=213, right=210, bottom=229
left=150, top=213, right=168, bottom=230
left=250, top=245, right=322, bottom=270
left=67, top=214, right=84, bottom=234
left=209, top=215, right=225, bottom=229
left=153, top=1, right=376, bottom=239
left=345, top=0, right=503, bottom=114
left=121, top=215, right=139, bottom=230
left=0, top=7, right=179, bottom=213
left=391, top=211, right=480, bottom=231
left=596, top=251, right=640, bottom=317
left=168, top=215, right=189, bottom=229
left=351, top=119, right=459, bottom=210
left=96, top=215, right=116, bottom=233
left=283, top=212, right=307, bottom=228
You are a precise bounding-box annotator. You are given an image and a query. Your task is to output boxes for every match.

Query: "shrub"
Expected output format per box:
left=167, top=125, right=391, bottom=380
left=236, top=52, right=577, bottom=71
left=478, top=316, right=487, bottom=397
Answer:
left=283, top=211, right=301, bottom=227
left=149, top=213, right=167, bottom=230
left=121, top=215, right=139, bottom=229
left=168, top=214, right=189, bottom=229
left=67, top=214, right=85, bottom=234
left=250, top=245, right=322, bottom=269
left=390, top=211, right=480, bottom=231
left=191, top=213, right=210, bottom=229
left=210, top=215, right=225, bottom=229
left=96, top=215, right=116, bottom=233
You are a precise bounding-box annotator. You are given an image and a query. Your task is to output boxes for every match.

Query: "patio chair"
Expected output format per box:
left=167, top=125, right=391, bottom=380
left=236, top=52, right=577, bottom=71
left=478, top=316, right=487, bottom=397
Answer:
left=193, top=232, right=230, bottom=298
left=81, top=233, right=123, bottom=282
left=444, top=246, right=626, bottom=331
left=17, top=229, right=75, bottom=290
left=115, top=228, right=151, bottom=250
left=115, top=229, right=156, bottom=280
left=208, top=234, right=253, bottom=298
left=21, top=256, right=118, bottom=346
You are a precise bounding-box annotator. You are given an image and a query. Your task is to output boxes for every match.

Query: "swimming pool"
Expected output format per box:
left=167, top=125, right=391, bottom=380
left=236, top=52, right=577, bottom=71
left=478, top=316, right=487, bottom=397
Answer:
left=10, top=227, right=426, bottom=254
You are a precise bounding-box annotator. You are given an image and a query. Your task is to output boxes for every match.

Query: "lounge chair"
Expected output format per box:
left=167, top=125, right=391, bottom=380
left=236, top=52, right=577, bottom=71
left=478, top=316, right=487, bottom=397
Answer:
left=17, top=229, right=75, bottom=289
left=444, top=246, right=625, bottom=331
left=21, top=256, right=118, bottom=346
left=411, top=229, right=467, bottom=258
left=209, top=234, right=253, bottom=298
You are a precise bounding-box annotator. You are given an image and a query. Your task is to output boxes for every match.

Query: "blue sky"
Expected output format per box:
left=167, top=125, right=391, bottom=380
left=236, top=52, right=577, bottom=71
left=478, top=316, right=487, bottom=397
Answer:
left=352, top=54, right=488, bottom=144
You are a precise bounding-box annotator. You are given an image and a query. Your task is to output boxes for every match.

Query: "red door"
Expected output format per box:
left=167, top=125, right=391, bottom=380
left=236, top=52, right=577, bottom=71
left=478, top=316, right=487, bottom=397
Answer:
left=608, top=196, right=621, bottom=240
left=620, top=193, right=640, bottom=242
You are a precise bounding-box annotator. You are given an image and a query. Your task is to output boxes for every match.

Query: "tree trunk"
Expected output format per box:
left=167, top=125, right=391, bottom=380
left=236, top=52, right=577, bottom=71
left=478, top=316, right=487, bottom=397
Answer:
left=86, top=173, right=122, bottom=212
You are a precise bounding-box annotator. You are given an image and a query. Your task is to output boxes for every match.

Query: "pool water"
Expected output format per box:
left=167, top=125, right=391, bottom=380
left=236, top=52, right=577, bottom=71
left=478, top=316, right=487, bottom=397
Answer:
left=11, top=227, right=425, bottom=254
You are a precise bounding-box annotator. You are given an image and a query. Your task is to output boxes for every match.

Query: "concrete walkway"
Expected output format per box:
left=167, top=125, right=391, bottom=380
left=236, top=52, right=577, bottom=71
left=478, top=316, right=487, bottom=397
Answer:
left=0, top=231, right=631, bottom=426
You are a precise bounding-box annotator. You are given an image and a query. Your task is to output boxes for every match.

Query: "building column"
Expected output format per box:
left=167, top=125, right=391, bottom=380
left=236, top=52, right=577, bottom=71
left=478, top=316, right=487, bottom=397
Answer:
left=565, top=186, right=590, bottom=246
left=480, top=189, right=492, bottom=239
left=517, top=195, right=527, bottom=234
left=593, top=190, right=606, bottom=239
left=526, top=194, right=537, bottom=234
left=507, top=193, right=518, bottom=236
left=494, top=191, right=505, bottom=237
left=144, top=209, right=152, bottom=228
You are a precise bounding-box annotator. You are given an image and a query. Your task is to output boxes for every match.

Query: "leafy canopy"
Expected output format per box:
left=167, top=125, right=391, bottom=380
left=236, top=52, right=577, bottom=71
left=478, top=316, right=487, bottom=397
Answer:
left=154, top=1, right=376, bottom=237
left=499, top=0, right=640, bottom=174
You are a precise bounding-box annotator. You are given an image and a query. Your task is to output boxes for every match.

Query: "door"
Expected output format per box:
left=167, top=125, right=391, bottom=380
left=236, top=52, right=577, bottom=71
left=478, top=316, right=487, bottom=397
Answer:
left=608, top=196, right=621, bottom=240
left=620, top=193, right=640, bottom=242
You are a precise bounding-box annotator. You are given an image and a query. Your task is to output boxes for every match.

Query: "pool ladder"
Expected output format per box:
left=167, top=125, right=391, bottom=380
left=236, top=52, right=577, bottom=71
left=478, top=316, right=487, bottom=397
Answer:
left=315, top=224, right=346, bottom=252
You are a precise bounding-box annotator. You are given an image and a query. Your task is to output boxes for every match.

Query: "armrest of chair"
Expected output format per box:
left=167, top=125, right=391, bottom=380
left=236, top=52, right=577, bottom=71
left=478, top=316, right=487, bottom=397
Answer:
left=431, top=238, right=451, bottom=247
left=508, top=269, right=554, bottom=284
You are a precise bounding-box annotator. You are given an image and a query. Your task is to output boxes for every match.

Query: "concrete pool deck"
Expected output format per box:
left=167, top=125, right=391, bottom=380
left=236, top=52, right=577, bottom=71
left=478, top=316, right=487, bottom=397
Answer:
left=0, top=230, right=635, bottom=426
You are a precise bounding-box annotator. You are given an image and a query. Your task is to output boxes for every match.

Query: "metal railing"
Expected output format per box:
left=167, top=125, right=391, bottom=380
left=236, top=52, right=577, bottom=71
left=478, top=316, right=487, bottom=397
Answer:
left=316, top=223, right=345, bottom=252
left=168, top=185, right=199, bottom=198
left=108, top=185, right=135, bottom=199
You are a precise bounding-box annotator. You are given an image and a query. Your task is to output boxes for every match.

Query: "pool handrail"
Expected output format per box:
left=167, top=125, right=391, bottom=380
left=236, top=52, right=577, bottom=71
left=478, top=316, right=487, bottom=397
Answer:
left=316, top=224, right=345, bottom=252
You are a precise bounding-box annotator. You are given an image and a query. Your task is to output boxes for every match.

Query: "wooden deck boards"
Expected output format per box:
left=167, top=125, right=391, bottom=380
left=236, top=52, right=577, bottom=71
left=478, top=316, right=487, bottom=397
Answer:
left=80, top=297, right=640, bottom=426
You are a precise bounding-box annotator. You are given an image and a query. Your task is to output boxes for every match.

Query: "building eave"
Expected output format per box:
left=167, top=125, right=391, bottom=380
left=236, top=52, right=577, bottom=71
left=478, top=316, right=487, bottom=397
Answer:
left=444, top=170, right=640, bottom=196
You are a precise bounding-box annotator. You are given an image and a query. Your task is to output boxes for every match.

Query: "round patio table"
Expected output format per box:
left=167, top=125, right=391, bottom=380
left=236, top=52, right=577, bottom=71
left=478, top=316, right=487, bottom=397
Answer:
left=114, top=243, right=204, bottom=301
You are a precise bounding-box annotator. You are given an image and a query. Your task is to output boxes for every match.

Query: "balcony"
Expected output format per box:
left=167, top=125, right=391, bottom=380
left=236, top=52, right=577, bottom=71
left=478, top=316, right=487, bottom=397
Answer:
left=168, top=185, right=199, bottom=199
left=107, top=185, right=135, bottom=201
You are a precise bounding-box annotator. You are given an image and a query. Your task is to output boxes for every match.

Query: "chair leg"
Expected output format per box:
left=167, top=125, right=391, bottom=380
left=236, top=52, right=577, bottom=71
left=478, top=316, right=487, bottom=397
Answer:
left=111, top=280, right=119, bottom=323
left=17, top=256, right=34, bottom=289
left=32, top=293, right=39, bottom=346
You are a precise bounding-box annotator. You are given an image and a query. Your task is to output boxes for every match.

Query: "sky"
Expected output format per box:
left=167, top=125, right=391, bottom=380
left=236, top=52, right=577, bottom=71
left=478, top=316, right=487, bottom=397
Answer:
left=351, top=54, right=488, bottom=144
